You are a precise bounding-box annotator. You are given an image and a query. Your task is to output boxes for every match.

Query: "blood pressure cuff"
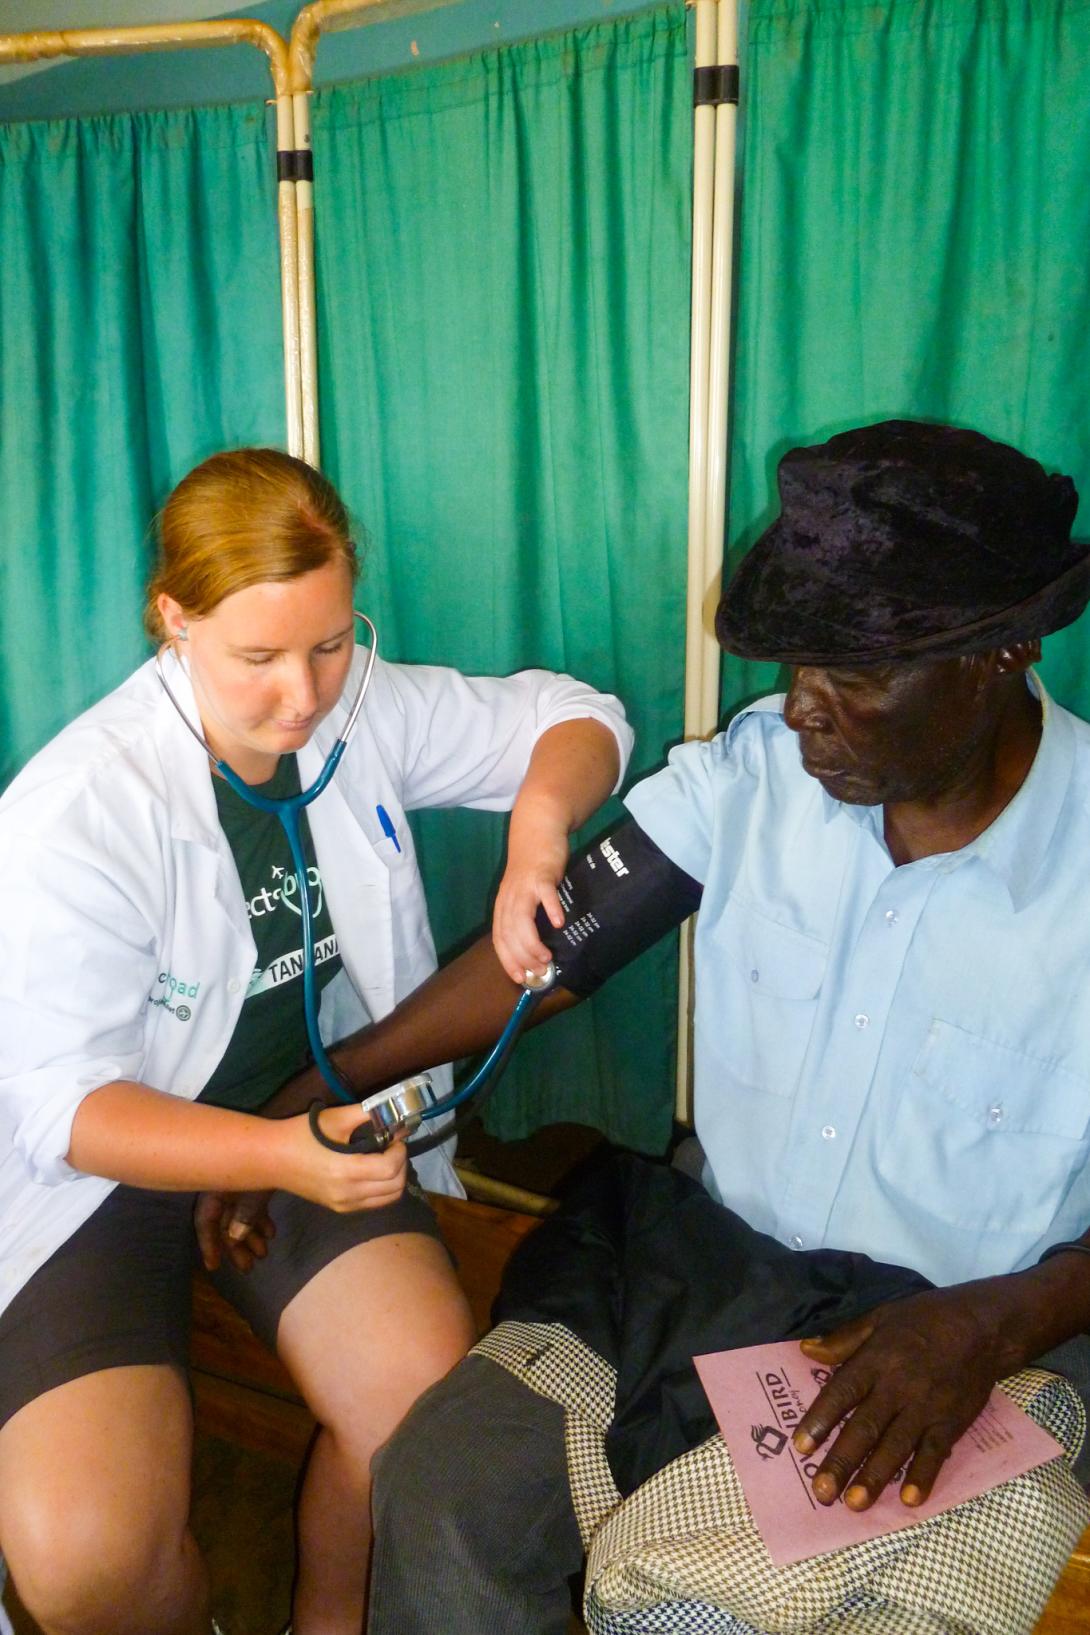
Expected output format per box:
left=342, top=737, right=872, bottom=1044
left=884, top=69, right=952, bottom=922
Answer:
left=534, top=818, right=702, bottom=998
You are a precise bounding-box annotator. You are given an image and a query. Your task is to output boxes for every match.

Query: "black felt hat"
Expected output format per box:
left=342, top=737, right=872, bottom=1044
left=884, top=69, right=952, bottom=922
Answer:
left=715, top=420, right=1089, bottom=664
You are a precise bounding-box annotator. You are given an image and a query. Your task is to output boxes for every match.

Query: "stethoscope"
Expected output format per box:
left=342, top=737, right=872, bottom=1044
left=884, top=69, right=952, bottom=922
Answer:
left=155, top=613, right=554, bottom=1155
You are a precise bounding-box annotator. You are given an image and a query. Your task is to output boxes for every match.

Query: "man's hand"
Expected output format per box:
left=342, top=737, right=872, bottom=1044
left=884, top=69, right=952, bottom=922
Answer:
left=195, top=1189, right=275, bottom=1273
left=791, top=1282, right=1022, bottom=1510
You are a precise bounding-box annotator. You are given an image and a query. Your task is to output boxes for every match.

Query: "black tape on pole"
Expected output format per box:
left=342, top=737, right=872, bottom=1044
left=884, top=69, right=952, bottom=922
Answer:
left=277, top=149, right=315, bottom=183
left=693, top=65, right=739, bottom=107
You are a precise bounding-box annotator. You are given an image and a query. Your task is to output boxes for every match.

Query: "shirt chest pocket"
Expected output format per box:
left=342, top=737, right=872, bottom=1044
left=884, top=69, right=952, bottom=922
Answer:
left=876, top=1020, right=1090, bottom=1235
left=697, top=900, right=827, bottom=1098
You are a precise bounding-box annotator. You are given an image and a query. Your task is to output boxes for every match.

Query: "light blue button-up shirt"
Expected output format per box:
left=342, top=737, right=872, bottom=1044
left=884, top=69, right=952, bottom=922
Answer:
left=626, top=680, right=1090, bottom=1288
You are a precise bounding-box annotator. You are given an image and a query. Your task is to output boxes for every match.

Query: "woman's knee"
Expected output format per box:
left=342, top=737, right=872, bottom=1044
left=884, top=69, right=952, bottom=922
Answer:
left=280, top=1236, right=476, bottom=1454
left=5, top=1474, right=197, bottom=1633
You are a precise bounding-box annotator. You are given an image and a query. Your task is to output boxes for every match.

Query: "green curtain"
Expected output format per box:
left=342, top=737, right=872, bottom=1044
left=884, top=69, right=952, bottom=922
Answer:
left=727, top=0, right=1090, bottom=717
left=0, top=102, right=285, bottom=784
left=311, top=6, right=693, bottom=1151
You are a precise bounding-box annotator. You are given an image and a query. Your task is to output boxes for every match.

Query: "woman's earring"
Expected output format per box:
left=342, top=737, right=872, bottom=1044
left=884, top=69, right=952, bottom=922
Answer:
left=177, top=625, right=188, bottom=641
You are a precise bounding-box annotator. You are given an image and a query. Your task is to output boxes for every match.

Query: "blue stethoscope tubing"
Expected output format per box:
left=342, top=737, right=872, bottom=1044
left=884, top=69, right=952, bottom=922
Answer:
left=155, top=613, right=550, bottom=1150
left=158, top=611, right=378, bottom=1105
left=355, top=979, right=550, bottom=1157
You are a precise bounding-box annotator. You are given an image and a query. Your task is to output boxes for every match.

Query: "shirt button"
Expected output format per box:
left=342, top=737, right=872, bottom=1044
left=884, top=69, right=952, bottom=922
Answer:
left=854, top=1013, right=869, bottom=1030
left=987, top=1102, right=1005, bottom=1129
left=227, top=978, right=241, bottom=994
left=821, top=1125, right=836, bottom=1140
left=750, top=968, right=759, bottom=983
left=885, top=909, right=898, bottom=925
left=789, top=1234, right=805, bottom=1251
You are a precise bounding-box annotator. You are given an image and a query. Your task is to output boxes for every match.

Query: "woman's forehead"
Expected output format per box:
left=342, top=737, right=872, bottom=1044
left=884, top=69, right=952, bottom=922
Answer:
left=210, top=560, right=354, bottom=633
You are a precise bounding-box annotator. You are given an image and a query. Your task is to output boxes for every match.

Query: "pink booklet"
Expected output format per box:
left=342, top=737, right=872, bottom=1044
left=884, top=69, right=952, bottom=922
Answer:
left=694, top=1340, right=1064, bottom=1565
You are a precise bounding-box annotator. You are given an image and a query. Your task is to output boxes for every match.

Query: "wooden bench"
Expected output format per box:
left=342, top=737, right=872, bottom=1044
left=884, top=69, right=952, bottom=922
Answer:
left=188, top=1193, right=1090, bottom=1632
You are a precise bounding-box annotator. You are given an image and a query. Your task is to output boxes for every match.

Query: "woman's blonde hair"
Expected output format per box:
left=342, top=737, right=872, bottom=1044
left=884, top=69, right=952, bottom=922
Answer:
left=144, top=448, right=359, bottom=642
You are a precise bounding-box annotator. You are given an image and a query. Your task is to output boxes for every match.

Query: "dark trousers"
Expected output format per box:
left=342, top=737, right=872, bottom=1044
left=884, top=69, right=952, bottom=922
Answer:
left=368, top=1355, right=582, bottom=1635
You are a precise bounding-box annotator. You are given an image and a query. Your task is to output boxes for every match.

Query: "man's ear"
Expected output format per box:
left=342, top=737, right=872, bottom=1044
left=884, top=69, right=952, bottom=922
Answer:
left=994, top=639, right=1041, bottom=675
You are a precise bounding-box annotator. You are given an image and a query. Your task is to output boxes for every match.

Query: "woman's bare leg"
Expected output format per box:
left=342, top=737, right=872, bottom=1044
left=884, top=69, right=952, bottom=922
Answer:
left=277, top=1232, right=475, bottom=1635
left=0, top=1364, right=208, bottom=1635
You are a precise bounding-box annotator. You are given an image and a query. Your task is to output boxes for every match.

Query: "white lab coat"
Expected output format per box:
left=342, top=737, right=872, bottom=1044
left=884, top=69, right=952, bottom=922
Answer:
left=0, top=648, right=632, bottom=1317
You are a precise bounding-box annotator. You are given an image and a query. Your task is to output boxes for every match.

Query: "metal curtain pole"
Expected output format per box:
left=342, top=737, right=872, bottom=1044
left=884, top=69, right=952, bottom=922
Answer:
left=0, top=19, right=286, bottom=69
left=276, top=86, right=307, bottom=459
left=676, top=0, right=740, bottom=1123
left=0, top=21, right=300, bottom=455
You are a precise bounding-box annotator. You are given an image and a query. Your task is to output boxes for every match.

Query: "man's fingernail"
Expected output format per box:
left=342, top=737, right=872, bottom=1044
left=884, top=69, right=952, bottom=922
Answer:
left=844, top=1484, right=870, bottom=1510
left=813, top=1473, right=838, bottom=1504
left=793, top=1430, right=815, bottom=1454
left=228, top=1222, right=248, bottom=1240
left=901, top=1483, right=922, bottom=1506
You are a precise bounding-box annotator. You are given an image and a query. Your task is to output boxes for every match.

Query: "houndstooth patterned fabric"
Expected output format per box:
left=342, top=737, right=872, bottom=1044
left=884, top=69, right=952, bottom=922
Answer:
left=471, top=1320, right=622, bottom=1541
left=471, top=1320, right=616, bottom=1428
left=475, top=1324, right=1090, bottom=1635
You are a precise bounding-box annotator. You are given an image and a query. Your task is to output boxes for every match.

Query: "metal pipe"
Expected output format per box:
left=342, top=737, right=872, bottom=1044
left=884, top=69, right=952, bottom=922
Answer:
left=676, top=0, right=740, bottom=1124
left=0, top=20, right=288, bottom=93
left=702, top=0, right=739, bottom=719
left=683, top=0, right=719, bottom=745
left=277, top=93, right=306, bottom=459
left=292, top=87, right=320, bottom=467
left=676, top=1, right=720, bottom=1125
left=288, top=0, right=459, bottom=91
left=286, top=1, right=464, bottom=466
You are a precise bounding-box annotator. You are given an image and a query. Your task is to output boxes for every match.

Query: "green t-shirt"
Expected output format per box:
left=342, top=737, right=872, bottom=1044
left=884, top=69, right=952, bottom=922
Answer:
left=200, top=755, right=343, bottom=1111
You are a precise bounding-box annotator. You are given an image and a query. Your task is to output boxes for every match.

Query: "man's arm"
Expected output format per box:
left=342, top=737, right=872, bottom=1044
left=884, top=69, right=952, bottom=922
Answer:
left=793, top=1246, right=1090, bottom=1509
left=258, top=934, right=582, bottom=1122
left=263, top=815, right=702, bottom=1120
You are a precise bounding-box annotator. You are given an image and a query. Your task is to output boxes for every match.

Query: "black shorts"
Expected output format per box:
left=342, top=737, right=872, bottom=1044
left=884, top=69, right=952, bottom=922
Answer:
left=0, top=1178, right=442, bottom=1431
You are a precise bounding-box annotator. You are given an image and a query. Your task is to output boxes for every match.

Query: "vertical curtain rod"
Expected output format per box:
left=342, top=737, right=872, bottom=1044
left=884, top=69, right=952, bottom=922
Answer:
left=286, top=1, right=463, bottom=468
left=676, top=0, right=740, bottom=1123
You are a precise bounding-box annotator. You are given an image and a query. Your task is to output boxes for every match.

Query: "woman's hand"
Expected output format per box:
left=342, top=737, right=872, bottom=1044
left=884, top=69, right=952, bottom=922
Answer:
left=492, top=823, right=569, bottom=985
left=194, top=1189, right=275, bottom=1273
left=194, top=1117, right=406, bottom=1270
left=284, top=1104, right=409, bottom=1212
left=68, top=1080, right=408, bottom=1208
left=494, top=718, right=620, bottom=986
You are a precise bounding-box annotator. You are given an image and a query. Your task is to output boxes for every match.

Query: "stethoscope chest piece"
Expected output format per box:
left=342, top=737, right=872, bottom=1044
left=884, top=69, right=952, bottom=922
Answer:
left=309, top=1074, right=436, bottom=1154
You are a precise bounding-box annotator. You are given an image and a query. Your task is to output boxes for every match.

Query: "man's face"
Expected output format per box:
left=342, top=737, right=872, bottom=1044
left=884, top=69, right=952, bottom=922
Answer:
left=782, top=656, right=991, bottom=806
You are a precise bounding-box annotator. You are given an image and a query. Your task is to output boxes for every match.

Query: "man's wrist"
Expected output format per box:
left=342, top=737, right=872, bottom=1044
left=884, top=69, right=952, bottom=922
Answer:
left=991, top=1251, right=1090, bottom=1370
left=261, top=1057, right=354, bottom=1121
left=1038, top=1239, right=1090, bottom=1268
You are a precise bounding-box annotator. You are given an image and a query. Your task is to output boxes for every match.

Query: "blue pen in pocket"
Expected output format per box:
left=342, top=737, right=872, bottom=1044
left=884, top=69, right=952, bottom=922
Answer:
left=376, top=804, right=402, bottom=854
